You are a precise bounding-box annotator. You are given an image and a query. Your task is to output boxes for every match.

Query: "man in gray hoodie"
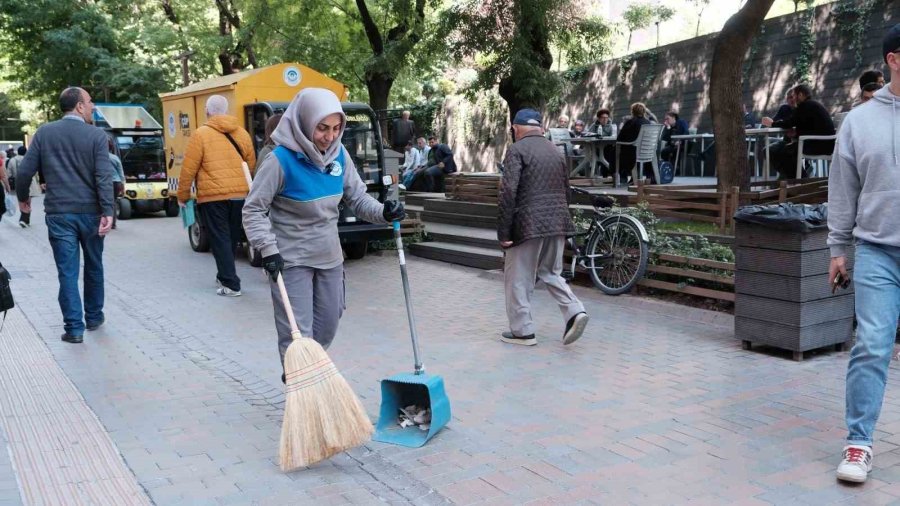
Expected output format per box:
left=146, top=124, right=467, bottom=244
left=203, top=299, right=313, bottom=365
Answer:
left=829, top=24, right=900, bottom=484
left=242, top=88, right=404, bottom=382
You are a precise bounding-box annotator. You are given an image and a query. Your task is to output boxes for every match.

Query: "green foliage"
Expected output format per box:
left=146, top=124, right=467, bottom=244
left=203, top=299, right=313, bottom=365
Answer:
left=0, top=93, right=26, bottom=140
left=792, top=1, right=816, bottom=83
left=0, top=0, right=168, bottom=115
left=441, top=0, right=614, bottom=112
left=833, top=0, right=879, bottom=67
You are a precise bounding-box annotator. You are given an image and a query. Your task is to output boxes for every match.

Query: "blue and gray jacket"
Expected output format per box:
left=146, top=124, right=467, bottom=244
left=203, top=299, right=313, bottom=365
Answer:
left=242, top=145, right=386, bottom=270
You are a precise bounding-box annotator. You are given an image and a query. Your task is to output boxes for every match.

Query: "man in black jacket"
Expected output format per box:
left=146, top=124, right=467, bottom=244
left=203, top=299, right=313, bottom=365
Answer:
left=16, top=87, right=114, bottom=344
left=422, top=136, right=456, bottom=192
left=770, top=84, right=835, bottom=179
left=498, top=108, right=588, bottom=347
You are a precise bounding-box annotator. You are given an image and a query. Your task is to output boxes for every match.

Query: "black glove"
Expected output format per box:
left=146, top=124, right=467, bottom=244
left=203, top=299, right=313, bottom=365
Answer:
left=262, top=253, right=284, bottom=282
left=382, top=200, right=406, bottom=222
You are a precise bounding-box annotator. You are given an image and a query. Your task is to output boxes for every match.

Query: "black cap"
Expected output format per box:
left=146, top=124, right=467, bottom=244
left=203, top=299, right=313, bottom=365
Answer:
left=883, top=23, right=900, bottom=63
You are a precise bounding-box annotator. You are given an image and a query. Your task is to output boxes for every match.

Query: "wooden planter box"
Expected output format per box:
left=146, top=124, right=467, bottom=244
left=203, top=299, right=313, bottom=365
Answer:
left=734, top=222, right=854, bottom=361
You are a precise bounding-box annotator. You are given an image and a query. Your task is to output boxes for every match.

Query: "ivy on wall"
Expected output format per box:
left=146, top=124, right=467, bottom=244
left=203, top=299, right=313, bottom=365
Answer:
left=793, top=1, right=817, bottom=83
left=833, top=0, right=880, bottom=67
left=641, top=49, right=659, bottom=88
left=617, top=49, right=658, bottom=87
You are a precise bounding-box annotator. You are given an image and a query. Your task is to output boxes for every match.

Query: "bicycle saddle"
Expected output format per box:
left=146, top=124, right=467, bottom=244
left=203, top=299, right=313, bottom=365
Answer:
left=592, top=195, right=616, bottom=209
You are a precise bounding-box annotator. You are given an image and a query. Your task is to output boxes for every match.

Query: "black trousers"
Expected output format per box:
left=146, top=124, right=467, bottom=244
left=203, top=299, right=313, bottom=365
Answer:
left=423, top=166, right=449, bottom=193
left=199, top=200, right=244, bottom=291
left=770, top=141, right=802, bottom=179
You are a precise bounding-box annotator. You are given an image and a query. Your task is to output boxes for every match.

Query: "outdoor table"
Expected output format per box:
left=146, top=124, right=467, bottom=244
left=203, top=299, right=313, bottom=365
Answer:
left=672, top=133, right=715, bottom=176
left=744, top=127, right=786, bottom=180
left=569, top=136, right=618, bottom=178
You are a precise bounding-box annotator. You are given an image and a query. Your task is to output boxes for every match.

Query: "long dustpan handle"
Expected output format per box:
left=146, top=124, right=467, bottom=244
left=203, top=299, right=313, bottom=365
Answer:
left=393, top=221, right=424, bottom=375
left=276, top=273, right=305, bottom=340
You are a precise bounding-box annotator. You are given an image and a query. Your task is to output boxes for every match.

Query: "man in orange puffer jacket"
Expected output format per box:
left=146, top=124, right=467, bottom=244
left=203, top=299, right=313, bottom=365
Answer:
left=177, top=95, right=256, bottom=297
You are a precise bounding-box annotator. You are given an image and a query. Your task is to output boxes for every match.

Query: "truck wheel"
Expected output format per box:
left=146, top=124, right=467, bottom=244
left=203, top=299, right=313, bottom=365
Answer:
left=118, top=198, right=133, bottom=220
left=246, top=244, right=263, bottom=267
left=345, top=241, right=368, bottom=260
left=165, top=198, right=179, bottom=217
left=189, top=222, right=210, bottom=252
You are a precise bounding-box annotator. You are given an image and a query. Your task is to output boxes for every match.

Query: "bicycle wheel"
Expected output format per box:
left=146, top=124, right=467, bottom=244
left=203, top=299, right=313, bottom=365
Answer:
left=584, top=215, right=649, bottom=295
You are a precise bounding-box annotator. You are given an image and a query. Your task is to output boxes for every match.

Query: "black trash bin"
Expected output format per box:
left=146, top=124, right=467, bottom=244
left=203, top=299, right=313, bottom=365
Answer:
left=733, top=203, right=854, bottom=361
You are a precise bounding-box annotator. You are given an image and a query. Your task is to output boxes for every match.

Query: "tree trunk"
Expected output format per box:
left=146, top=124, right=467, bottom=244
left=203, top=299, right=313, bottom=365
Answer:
left=367, top=73, right=393, bottom=143
left=709, top=0, right=774, bottom=192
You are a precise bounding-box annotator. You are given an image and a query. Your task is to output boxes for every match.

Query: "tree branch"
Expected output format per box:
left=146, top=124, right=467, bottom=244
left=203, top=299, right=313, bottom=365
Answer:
left=355, top=0, right=384, bottom=55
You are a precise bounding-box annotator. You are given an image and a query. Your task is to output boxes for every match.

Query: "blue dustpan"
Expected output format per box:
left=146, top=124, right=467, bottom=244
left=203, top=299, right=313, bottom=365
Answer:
left=373, top=222, right=451, bottom=447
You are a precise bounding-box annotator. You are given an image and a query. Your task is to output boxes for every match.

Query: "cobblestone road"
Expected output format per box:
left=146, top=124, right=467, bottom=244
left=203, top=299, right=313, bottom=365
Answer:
left=1, top=198, right=899, bottom=505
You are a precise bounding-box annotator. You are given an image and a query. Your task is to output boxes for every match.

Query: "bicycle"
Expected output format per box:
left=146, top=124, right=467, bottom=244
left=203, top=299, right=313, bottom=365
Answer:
left=566, top=186, right=650, bottom=295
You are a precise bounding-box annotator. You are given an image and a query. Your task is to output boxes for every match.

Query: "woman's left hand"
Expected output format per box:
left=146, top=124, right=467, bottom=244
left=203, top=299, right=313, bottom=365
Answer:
left=383, top=200, right=406, bottom=222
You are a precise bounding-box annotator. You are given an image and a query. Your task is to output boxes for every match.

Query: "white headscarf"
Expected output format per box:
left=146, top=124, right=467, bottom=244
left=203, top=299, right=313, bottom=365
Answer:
left=270, top=88, right=346, bottom=170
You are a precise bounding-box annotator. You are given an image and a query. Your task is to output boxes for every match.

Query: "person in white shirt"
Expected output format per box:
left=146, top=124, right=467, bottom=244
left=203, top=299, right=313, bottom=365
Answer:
left=400, top=141, right=423, bottom=189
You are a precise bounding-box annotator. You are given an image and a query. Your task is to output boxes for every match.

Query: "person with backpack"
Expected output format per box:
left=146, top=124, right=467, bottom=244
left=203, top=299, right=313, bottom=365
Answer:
left=176, top=95, right=256, bottom=297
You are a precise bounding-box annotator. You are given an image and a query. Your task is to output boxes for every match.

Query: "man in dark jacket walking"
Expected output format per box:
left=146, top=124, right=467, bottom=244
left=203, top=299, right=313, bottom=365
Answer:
left=498, top=109, right=588, bottom=347
left=16, top=87, right=114, bottom=343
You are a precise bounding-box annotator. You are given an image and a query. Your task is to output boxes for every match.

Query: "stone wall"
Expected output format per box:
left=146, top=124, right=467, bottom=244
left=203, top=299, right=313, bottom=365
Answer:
left=441, top=1, right=897, bottom=173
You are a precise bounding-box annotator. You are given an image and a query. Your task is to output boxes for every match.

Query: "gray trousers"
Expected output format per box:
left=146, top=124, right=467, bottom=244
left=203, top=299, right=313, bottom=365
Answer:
left=505, top=236, right=585, bottom=336
left=272, top=265, right=345, bottom=362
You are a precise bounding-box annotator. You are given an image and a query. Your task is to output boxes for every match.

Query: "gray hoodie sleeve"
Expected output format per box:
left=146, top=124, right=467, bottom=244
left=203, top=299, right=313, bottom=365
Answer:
left=826, top=126, right=859, bottom=258
left=341, top=152, right=386, bottom=224
left=242, top=154, right=284, bottom=258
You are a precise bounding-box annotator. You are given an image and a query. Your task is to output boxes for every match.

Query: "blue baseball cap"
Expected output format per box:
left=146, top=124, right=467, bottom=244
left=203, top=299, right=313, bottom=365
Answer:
left=513, top=108, right=542, bottom=126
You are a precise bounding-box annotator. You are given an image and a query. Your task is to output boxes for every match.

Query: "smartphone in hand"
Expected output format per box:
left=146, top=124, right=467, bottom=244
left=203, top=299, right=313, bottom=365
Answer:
left=832, top=272, right=851, bottom=294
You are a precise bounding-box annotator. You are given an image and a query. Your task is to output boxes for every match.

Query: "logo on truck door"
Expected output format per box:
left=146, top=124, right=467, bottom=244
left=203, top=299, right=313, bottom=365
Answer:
left=283, top=66, right=302, bottom=87
left=167, top=112, right=176, bottom=138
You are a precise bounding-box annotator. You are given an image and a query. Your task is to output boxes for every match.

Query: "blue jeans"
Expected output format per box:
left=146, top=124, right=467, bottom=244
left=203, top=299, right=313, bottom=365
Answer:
left=46, top=214, right=105, bottom=336
left=846, top=241, right=900, bottom=446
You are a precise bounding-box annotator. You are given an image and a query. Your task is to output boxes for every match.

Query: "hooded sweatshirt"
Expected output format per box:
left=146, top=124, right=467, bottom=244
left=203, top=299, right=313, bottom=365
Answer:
left=176, top=114, right=256, bottom=204
left=242, top=88, right=386, bottom=269
left=827, top=85, right=900, bottom=257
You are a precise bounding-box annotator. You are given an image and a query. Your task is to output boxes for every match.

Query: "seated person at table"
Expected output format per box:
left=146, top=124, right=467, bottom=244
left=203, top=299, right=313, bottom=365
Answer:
left=660, top=111, right=689, bottom=163
left=588, top=108, right=614, bottom=136
left=556, top=115, right=570, bottom=129
left=851, top=70, right=885, bottom=109
left=615, top=102, right=652, bottom=184
left=570, top=120, right=586, bottom=137
left=742, top=104, right=758, bottom=128
left=763, top=88, right=797, bottom=128
left=769, top=84, right=835, bottom=179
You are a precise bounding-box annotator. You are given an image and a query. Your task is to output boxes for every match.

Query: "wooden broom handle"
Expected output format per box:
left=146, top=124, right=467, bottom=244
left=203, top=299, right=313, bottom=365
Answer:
left=276, top=273, right=304, bottom=340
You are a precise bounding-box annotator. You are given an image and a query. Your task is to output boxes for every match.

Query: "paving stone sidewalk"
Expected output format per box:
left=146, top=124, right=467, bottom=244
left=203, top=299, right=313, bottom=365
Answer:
left=2, top=199, right=900, bottom=505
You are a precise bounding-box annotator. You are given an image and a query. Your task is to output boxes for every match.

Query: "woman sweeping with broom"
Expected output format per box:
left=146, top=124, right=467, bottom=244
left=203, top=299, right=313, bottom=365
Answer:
left=243, top=88, right=405, bottom=469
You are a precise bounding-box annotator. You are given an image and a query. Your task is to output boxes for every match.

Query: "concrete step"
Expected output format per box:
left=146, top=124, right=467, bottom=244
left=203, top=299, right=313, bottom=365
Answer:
left=424, top=222, right=498, bottom=249
left=403, top=192, right=446, bottom=208
left=420, top=210, right=496, bottom=229
left=424, top=199, right=498, bottom=218
left=408, top=241, right=503, bottom=270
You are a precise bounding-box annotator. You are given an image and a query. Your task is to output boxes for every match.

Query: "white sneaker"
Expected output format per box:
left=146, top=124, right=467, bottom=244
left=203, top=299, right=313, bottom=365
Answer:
left=836, top=445, right=872, bottom=483
left=215, top=278, right=222, bottom=288
left=216, top=287, right=242, bottom=297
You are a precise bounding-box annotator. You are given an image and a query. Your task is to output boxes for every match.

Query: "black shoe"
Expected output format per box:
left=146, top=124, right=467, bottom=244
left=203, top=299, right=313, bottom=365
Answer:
left=61, top=333, right=83, bottom=344
left=500, top=331, right=536, bottom=346
left=563, top=312, right=589, bottom=345
left=281, top=373, right=286, bottom=384
left=86, top=318, right=105, bottom=331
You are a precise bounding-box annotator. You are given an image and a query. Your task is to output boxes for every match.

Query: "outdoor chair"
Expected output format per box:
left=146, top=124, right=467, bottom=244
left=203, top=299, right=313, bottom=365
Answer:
left=795, top=114, right=842, bottom=179
left=547, top=128, right=584, bottom=174
left=615, top=123, right=665, bottom=186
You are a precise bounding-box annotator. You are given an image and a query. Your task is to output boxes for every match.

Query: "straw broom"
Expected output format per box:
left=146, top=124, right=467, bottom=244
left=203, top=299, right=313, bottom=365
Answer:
left=276, top=274, right=373, bottom=471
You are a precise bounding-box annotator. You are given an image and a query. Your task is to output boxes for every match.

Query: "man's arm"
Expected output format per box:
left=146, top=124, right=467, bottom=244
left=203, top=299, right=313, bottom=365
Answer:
left=177, top=130, right=203, bottom=203
left=826, top=128, right=859, bottom=259
left=497, top=147, right=522, bottom=244
left=16, top=132, right=40, bottom=202
left=93, top=133, right=114, bottom=216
